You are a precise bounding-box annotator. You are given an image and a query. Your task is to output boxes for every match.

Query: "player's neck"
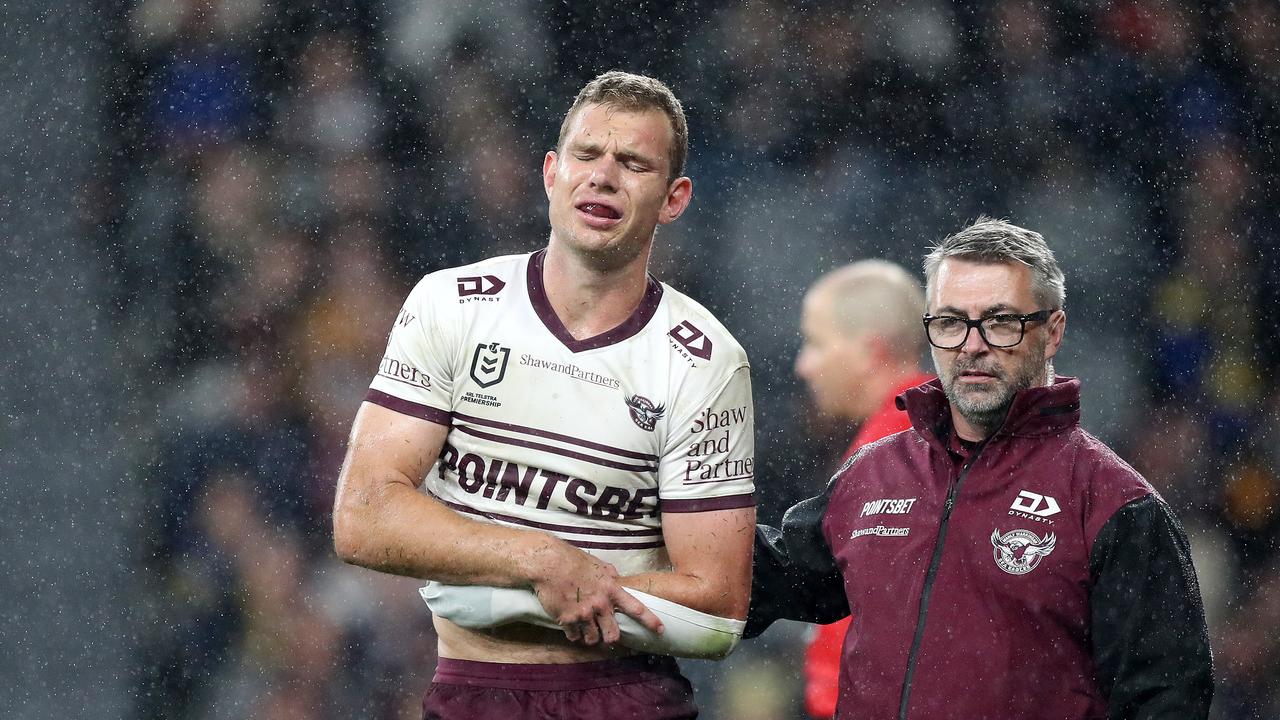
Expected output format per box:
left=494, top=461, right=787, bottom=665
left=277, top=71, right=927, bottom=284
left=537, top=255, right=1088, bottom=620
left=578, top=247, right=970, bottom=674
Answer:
left=541, top=244, right=652, bottom=341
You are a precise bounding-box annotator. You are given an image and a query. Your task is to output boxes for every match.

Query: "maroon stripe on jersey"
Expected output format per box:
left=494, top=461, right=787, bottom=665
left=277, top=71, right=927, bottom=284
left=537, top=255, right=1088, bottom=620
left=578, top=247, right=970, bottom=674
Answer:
left=568, top=538, right=666, bottom=550
left=454, top=425, right=658, bottom=473
left=661, top=493, right=755, bottom=513
left=440, top=498, right=662, bottom=537
left=527, top=249, right=664, bottom=353
left=681, top=473, right=754, bottom=486
left=454, top=411, right=658, bottom=462
left=365, top=389, right=452, bottom=426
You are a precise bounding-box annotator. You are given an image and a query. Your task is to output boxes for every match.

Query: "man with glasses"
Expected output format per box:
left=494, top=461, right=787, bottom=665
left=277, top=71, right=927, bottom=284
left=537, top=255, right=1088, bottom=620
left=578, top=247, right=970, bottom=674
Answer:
left=745, top=217, right=1213, bottom=719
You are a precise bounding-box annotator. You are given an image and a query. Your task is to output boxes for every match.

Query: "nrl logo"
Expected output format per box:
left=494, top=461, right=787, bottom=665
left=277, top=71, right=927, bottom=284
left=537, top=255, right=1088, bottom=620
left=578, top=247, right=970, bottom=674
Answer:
left=470, top=342, right=510, bottom=388
left=625, top=394, right=665, bottom=431
left=991, top=528, right=1056, bottom=576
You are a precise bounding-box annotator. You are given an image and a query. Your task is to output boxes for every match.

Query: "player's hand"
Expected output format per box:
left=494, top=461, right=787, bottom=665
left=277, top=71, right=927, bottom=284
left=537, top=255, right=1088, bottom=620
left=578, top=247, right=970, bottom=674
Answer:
left=528, top=539, right=664, bottom=645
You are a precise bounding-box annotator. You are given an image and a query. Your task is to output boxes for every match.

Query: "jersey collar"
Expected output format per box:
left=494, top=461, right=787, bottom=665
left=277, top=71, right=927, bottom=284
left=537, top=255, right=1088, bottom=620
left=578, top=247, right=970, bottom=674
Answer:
left=526, top=249, right=665, bottom=353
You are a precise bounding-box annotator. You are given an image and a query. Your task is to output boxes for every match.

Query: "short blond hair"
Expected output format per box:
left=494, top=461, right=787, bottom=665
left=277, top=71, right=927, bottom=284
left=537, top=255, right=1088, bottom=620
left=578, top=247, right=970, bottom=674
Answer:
left=814, top=259, right=926, bottom=362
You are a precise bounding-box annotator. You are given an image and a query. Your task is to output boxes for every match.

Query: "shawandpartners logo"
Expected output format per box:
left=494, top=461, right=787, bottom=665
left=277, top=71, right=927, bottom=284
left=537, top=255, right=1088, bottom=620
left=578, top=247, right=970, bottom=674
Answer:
left=851, top=525, right=910, bottom=539
left=519, top=353, right=619, bottom=389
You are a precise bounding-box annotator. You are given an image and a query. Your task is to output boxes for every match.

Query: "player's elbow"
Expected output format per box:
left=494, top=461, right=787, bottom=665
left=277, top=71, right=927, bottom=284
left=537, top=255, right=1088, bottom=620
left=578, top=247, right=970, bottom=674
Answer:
left=714, top=566, right=753, bottom=620
left=332, top=493, right=381, bottom=567
left=331, top=506, right=365, bottom=565
left=721, top=589, right=750, bottom=621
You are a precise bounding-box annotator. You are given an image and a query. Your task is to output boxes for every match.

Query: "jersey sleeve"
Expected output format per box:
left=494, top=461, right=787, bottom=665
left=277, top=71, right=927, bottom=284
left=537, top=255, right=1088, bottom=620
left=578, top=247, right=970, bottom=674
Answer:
left=659, top=364, right=755, bottom=512
left=365, top=276, right=455, bottom=426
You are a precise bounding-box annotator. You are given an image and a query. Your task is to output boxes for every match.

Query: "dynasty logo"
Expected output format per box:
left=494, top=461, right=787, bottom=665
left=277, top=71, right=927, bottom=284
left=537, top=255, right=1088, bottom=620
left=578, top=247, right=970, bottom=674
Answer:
left=457, top=275, right=506, bottom=298
left=1009, top=490, right=1060, bottom=525
left=668, top=321, right=713, bottom=361
left=625, top=395, right=666, bottom=431
left=470, top=342, right=510, bottom=388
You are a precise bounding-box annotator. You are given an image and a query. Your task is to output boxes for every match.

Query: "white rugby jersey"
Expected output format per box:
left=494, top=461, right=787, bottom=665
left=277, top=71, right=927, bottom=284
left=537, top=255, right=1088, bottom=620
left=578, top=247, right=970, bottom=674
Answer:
left=366, top=250, right=755, bottom=574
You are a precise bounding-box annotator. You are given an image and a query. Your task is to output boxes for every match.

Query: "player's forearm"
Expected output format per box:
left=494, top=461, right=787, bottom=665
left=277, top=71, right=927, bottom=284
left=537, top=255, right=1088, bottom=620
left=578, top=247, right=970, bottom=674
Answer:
left=627, top=506, right=755, bottom=619
left=333, top=477, right=557, bottom=588
left=620, top=568, right=750, bottom=620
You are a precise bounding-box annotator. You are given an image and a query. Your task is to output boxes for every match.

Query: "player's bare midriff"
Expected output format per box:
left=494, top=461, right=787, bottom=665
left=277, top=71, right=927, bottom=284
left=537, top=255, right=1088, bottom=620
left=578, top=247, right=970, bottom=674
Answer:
left=435, top=617, right=638, bottom=663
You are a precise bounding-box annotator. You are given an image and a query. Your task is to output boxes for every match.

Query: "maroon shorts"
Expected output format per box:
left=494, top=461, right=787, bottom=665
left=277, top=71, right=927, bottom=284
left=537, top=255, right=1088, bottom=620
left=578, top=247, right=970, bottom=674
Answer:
left=422, top=655, right=697, bottom=720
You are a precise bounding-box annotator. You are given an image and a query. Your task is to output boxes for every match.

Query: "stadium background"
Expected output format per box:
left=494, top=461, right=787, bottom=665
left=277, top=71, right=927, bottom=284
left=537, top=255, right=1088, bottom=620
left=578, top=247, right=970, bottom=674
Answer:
left=4, top=0, right=1279, bottom=718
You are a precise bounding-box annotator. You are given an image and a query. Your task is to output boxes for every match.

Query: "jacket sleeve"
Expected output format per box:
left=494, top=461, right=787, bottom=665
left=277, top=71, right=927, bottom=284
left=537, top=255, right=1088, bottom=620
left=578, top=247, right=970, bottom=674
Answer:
left=745, top=478, right=849, bottom=638
left=1089, top=495, right=1214, bottom=720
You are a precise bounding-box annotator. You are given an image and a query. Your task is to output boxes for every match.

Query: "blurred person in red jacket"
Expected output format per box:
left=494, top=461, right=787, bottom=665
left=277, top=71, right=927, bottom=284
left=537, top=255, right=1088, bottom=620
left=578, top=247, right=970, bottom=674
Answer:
left=793, top=260, right=931, bottom=719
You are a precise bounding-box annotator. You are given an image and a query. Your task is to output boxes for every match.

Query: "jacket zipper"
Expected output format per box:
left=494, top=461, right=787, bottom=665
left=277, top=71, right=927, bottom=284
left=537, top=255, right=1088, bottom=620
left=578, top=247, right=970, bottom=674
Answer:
left=897, top=446, right=984, bottom=720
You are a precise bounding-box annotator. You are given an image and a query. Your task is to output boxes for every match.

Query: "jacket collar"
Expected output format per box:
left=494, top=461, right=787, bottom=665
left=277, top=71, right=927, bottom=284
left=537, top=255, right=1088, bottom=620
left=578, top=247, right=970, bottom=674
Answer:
left=896, top=376, right=1082, bottom=448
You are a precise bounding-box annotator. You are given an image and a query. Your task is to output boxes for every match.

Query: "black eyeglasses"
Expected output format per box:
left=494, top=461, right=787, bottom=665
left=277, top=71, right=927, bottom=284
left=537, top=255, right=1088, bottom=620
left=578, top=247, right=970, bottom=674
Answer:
left=922, top=310, right=1054, bottom=349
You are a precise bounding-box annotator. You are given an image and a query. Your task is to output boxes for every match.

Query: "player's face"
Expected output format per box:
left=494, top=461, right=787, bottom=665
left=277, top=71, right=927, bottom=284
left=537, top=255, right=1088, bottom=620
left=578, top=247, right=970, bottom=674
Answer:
left=543, top=103, right=692, bottom=270
left=928, top=258, right=1064, bottom=436
left=795, top=289, right=873, bottom=421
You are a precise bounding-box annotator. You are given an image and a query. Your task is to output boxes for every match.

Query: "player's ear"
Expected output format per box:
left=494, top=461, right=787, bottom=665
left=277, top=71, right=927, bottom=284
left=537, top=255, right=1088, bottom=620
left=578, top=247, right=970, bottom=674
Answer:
left=543, top=151, right=559, bottom=199
left=659, top=176, right=692, bottom=225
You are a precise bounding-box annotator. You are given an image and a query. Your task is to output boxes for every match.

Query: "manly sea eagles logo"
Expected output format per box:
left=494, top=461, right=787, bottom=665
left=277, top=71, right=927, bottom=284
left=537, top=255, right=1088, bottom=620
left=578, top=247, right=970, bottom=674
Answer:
left=470, top=342, right=510, bottom=388
left=625, top=394, right=666, bottom=431
left=991, top=528, right=1057, bottom=576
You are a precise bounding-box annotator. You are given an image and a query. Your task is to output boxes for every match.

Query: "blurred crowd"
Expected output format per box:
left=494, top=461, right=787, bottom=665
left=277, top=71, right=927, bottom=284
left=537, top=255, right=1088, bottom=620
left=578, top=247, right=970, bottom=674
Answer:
left=93, top=0, right=1280, bottom=718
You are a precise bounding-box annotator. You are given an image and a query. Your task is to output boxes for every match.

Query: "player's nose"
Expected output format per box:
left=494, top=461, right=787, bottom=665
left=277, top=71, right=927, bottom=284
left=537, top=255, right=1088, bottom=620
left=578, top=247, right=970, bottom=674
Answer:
left=794, top=350, right=813, bottom=380
left=587, top=157, right=620, bottom=191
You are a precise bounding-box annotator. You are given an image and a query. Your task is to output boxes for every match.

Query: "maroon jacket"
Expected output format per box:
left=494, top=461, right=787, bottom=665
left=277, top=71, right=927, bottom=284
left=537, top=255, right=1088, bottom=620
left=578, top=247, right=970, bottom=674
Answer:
left=748, top=377, right=1212, bottom=720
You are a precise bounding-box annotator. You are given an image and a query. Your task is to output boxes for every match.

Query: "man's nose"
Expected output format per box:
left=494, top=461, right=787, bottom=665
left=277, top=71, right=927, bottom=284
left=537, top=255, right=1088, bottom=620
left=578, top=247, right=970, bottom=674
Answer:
left=960, top=324, right=991, bottom=353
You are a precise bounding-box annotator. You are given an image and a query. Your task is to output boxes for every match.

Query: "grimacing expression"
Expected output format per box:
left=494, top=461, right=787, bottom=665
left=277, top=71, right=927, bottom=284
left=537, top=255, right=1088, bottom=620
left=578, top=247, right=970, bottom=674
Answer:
left=543, top=103, right=691, bottom=270
left=928, top=258, right=1063, bottom=431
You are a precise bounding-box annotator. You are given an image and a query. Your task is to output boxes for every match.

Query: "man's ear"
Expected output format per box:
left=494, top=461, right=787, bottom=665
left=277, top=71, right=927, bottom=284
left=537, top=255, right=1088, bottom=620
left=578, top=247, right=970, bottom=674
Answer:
left=658, top=176, right=693, bottom=225
left=1044, top=309, right=1066, bottom=362
left=542, top=151, right=558, bottom=199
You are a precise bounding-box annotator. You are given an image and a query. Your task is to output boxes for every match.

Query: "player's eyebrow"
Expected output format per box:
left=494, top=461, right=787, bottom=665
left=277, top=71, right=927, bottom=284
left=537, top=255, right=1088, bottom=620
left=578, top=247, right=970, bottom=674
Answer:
left=567, top=138, right=603, bottom=154
left=567, top=138, right=657, bottom=167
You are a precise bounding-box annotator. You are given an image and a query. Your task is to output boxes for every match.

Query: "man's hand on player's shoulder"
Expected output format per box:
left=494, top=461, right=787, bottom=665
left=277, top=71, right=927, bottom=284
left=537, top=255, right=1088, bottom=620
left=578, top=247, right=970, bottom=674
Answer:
left=526, top=537, right=664, bottom=645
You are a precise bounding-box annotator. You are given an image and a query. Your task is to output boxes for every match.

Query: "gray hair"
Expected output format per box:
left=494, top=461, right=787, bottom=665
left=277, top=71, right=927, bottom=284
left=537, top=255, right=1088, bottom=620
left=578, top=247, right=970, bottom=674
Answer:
left=923, top=217, right=1066, bottom=310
